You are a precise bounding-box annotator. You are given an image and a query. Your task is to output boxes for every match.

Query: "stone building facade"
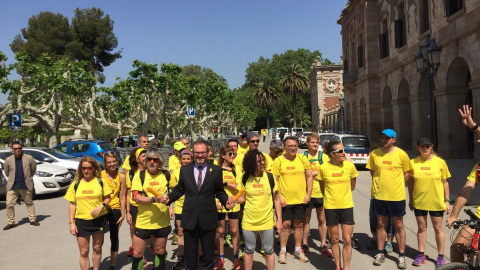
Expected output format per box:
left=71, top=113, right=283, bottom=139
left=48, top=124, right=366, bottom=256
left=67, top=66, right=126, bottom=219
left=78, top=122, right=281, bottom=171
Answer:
left=337, top=0, right=480, bottom=159
left=310, top=56, right=344, bottom=133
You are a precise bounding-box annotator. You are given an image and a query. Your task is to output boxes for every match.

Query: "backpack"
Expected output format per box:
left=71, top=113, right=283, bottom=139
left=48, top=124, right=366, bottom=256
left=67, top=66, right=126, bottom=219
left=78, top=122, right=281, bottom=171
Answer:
left=304, top=151, right=323, bottom=165
left=131, top=169, right=171, bottom=196
left=74, top=178, right=104, bottom=199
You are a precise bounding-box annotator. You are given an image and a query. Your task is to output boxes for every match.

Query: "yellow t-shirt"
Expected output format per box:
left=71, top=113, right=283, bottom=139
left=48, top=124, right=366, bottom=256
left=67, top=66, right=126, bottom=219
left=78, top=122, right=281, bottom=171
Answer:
left=272, top=154, right=311, bottom=205
left=466, top=162, right=480, bottom=218
left=237, top=145, right=249, bottom=156
left=319, top=161, right=358, bottom=209
left=131, top=171, right=170, bottom=230
left=410, top=156, right=451, bottom=211
left=238, top=172, right=278, bottom=231
left=218, top=169, right=241, bottom=213
left=306, top=151, right=330, bottom=198
left=169, top=169, right=185, bottom=215
left=102, top=170, right=121, bottom=210
left=235, top=152, right=273, bottom=174
left=64, top=177, right=113, bottom=220
left=122, top=154, right=131, bottom=171
left=169, top=155, right=181, bottom=172
left=366, top=147, right=411, bottom=201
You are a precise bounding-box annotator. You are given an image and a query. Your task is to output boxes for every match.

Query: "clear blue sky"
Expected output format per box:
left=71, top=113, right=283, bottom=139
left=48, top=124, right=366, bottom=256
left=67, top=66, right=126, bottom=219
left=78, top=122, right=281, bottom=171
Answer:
left=0, top=0, right=346, bottom=104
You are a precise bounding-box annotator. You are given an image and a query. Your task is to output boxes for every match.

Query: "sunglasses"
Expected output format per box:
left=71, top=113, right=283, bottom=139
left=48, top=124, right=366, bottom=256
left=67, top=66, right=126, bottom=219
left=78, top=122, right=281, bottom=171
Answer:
left=227, top=152, right=236, bottom=157
left=81, top=167, right=93, bottom=171
left=12, top=148, right=22, bottom=151
left=147, top=157, right=160, bottom=163
left=250, top=140, right=260, bottom=143
left=332, top=149, right=346, bottom=153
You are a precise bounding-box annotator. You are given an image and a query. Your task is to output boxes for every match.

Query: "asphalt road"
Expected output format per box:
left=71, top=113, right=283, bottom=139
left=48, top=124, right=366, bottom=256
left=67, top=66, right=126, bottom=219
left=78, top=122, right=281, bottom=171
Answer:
left=0, top=138, right=475, bottom=270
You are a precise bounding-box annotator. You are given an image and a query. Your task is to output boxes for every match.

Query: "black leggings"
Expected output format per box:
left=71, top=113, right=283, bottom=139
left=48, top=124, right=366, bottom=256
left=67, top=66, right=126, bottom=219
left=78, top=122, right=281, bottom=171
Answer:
left=106, top=208, right=122, bottom=252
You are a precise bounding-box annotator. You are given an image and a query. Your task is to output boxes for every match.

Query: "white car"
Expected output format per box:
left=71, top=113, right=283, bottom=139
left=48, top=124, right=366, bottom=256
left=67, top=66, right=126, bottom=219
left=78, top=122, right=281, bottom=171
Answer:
left=298, top=132, right=312, bottom=148
left=22, top=147, right=81, bottom=177
left=0, top=151, right=72, bottom=196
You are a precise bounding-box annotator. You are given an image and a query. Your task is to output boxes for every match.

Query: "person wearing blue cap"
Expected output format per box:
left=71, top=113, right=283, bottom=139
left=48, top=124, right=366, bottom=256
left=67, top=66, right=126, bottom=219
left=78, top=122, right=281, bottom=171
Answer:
left=366, top=129, right=411, bottom=269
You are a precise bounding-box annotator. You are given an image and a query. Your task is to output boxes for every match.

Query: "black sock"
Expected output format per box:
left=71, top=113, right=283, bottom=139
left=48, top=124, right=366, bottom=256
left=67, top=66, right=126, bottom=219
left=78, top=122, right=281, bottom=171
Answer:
left=132, top=257, right=143, bottom=270
left=378, top=249, right=385, bottom=255
left=399, top=253, right=405, bottom=257
left=155, top=253, right=166, bottom=270
left=438, top=254, right=444, bottom=257
left=419, top=252, right=424, bottom=255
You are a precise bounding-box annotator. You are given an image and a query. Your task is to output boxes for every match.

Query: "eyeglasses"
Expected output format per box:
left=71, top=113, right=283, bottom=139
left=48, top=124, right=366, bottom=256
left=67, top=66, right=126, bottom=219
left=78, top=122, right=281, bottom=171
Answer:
left=332, top=149, right=346, bottom=153
left=286, top=145, right=298, bottom=148
left=147, top=157, right=160, bottom=163
left=249, top=140, right=260, bottom=144
left=81, top=167, right=93, bottom=171
left=227, top=152, right=236, bottom=157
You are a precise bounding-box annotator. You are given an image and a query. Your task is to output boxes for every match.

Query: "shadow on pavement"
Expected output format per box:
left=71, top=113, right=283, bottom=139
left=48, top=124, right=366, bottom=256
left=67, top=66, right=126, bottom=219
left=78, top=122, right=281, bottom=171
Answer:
left=17, top=214, right=51, bottom=226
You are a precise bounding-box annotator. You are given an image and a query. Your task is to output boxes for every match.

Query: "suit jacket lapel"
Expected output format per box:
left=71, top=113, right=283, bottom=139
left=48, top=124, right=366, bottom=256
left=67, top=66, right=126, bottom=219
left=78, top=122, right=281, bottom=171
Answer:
left=199, top=164, right=212, bottom=192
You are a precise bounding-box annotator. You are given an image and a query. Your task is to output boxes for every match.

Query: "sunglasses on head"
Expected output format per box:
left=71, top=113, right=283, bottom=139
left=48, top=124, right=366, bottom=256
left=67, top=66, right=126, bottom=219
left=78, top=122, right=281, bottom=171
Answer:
left=332, top=149, right=346, bottom=153
left=147, top=157, right=160, bottom=163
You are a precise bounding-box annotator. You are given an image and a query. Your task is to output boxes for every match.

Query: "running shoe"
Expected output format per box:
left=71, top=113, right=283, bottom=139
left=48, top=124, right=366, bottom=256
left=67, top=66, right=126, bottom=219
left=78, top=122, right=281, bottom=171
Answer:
left=320, top=245, right=332, bottom=258
left=398, top=255, right=407, bottom=269
left=278, top=251, right=287, bottom=264
left=301, top=244, right=309, bottom=253
left=373, top=253, right=385, bottom=266
left=234, top=258, right=242, bottom=270
left=239, top=236, right=245, bottom=247
left=108, top=266, right=115, bottom=270
left=225, top=234, right=232, bottom=246
left=172, top=233, right=178, bottom=245
left=172, top=256, right=184, bottom=270
left=412, top=254, right=426, bottom=266
left=384, top=242, right=393, bottom=253
left=259, top=249, right=266, bottom=257
left=436, top=256, right=446, bottom=267
left=352, top=238, right=361, bottom=250
left=127, top=245, right=133, bottom=257
left=239, top=249, right=245, bottom=261
left=214, top=258, right=225, bottom=270
left=292, top=251, right=309, bottom=263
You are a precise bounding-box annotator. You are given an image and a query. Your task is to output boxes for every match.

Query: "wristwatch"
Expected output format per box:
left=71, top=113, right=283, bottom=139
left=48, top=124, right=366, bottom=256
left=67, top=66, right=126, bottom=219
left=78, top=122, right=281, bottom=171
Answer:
left=472, top=124, right=479, bottom=131
left=151, top=197, right=156, bottom=203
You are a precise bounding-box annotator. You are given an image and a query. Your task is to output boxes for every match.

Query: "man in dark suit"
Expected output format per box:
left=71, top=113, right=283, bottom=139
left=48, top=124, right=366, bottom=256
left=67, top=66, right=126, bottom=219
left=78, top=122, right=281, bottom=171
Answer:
left=164, top=140, right=235, bottom=270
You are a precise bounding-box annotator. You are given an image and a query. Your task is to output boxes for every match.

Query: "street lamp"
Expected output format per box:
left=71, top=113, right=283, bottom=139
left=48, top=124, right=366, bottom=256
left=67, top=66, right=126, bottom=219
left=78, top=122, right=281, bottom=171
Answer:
left=339, top=95, right=345, bottom=133
left=414, top=35, right=442, bottom=146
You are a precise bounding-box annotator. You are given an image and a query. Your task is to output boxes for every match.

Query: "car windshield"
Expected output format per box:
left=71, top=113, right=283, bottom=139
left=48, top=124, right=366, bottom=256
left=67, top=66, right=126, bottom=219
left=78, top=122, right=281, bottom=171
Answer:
left=41, top=148, right=76, bottom=159
left=0, top=152, right=12, bottom=160
left=320, top=135, right=336, bottom=142
left=342, top=137, right=370, bottom=147
left=99, top=142, right=116, bottom=150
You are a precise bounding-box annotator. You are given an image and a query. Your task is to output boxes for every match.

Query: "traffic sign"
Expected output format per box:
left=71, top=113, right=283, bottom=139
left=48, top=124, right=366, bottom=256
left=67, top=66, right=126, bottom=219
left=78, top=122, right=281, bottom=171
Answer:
left=9, top=126, right=21, bottom=131
left=187, top=105, right=195, bottom=118
left=9, top=114, right=22, bottom=127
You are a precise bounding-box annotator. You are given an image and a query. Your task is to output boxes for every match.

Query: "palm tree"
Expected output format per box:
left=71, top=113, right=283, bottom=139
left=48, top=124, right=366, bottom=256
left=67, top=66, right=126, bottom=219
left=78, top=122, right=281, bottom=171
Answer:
left=280, top=64, right=309, bottom=128
left=254, top=80, right=280, bottom=129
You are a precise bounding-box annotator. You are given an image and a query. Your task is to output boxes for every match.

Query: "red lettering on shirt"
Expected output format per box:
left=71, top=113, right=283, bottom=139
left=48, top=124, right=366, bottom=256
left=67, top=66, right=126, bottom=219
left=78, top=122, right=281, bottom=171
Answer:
left=286, top=166, right=295, bottom=170
left=149, top=182, right=160, bottom=186
left=382, top=161, right=392, bottom=165
left=421, top=167, right=430, bottom=170
left=253, top=184, right=264, bottom=188
left=224, top=175, right=233, bottom=179
left=82, top=190, right=94, bottom=194
left=332, top=173, right=343, bottom=177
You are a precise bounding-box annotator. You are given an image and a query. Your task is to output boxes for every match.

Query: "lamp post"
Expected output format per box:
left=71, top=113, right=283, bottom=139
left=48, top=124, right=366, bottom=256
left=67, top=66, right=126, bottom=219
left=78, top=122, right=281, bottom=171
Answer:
left=414, top=35, right=442, bottom=146
left=339, top=95, right=345, bottom=133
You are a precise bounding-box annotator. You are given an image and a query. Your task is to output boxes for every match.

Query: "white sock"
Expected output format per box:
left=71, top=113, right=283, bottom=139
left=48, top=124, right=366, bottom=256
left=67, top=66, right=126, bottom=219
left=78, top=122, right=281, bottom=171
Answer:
left=295, top=246, right=301, bottom=252
left=281, top=247, right=287, bottom=253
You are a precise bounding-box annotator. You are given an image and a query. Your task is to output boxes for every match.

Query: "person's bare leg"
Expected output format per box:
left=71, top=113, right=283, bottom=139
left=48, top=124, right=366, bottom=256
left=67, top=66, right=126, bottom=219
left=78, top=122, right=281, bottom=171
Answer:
left=393, top=216, right=406, bottom=253
left=341, top=224, right=353, bottom=270
left=328, top=224, right=341, bottom=269
left=415, top=215, right=428, bottom=252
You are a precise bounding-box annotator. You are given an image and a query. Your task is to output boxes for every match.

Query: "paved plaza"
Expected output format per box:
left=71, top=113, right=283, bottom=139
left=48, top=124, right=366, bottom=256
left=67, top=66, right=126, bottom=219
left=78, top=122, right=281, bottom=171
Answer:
left=0, top=137, right=478, bottom=270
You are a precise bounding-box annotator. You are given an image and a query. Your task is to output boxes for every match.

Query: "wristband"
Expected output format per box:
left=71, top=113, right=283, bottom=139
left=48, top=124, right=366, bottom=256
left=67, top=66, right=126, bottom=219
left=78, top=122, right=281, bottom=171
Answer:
left=68, top=220, right=75, bottom=224
left=102, top=202, right=107, bottom=208
left=444, top=198, right=451, bottom=202
left=126, top=210, right=130, bottom=213
left=151, top=197, right=156, bottom=203
left=224, top=181, right=228, bottom=187
left=472, top=124, right=479, bottom=131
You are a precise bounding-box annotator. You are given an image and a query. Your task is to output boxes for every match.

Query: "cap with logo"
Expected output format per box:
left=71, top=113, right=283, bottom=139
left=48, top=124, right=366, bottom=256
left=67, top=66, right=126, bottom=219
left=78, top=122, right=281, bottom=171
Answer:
left=381, top=129, right=396, bottom=138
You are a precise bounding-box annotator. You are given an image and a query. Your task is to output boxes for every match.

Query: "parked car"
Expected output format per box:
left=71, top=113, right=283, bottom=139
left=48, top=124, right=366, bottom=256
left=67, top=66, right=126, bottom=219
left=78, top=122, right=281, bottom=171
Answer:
left=319, top=132, right=337, bottom=146
left=291, top=128, right=304, bottom=137
left=332, top=134, right=371, bottom=166
left=0, top=151, right=72, bottom=196
left=0, top=165, right=6, bottom=197
left=22, top=147, right=81, bottom=178
left=273, top=127, right=289, bottom=140
left=53, top=139, right=123, bottom=165
left=298, top=132, right=312, bottom=148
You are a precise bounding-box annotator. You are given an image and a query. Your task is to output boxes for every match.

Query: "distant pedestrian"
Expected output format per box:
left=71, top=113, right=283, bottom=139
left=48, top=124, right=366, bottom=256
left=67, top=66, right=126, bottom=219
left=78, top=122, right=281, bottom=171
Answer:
left=65, top=156, right=112, bottom=270
left=128, top=136, right=135, bottom=147
left=116, top=135, right=124, bottom=148
left=3, top=141, right=39, bottom=230
left=237, top=130, right=249, bottom=156
left=262, top=129, right=267, bottom=142
left=279, top=130, right=285, bottom=143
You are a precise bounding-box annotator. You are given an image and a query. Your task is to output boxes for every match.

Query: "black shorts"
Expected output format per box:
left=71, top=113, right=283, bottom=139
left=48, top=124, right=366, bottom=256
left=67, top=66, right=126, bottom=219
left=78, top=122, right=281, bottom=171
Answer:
left=325, top=208, right=355, bottom=226
left=307, top=197, right=324, bottom=209
left=373, top=198, right=406, bottom=217
left=282, top=204, right=306, bottom=221
left=413, top=208, right=444, bottom=217
left=175, top=213, right=182, bottom=221
left=75, top=215, right=109, bottom=237
left=218, top=211, right=240, bottom=220
left=134, top=226, right=172, bottom=240
left=130, top=205, right=138, bottom=225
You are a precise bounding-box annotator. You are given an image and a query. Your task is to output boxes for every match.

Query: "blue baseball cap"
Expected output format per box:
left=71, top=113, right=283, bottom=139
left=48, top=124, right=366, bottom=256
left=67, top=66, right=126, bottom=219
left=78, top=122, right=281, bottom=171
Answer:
left=381, top=129, right=396, bottom=138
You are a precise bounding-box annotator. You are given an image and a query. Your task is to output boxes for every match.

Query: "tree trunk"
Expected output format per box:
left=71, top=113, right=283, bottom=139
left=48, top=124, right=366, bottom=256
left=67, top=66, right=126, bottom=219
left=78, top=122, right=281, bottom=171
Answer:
left=292, top=92, right=297, bottom=128
left=266, top=106, right=271, bottom=129
left=48, top=134, right=57, bottom=148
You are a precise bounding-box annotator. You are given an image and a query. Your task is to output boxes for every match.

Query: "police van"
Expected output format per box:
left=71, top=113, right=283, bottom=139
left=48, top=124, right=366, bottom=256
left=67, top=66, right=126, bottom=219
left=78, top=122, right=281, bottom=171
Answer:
left=332, top=134, right=371, bottom=166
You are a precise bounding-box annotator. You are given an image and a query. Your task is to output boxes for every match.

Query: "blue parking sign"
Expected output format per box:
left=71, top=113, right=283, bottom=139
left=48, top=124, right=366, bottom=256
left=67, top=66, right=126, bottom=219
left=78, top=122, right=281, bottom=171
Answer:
left=9, top=114, right=22, bottom=127
left=187, top=105, right=195, bottom=118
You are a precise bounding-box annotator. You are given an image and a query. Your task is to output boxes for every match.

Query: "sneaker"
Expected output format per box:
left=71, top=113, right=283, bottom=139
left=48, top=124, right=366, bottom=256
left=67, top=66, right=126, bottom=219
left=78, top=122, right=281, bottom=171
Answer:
left=373, top=253, right=385, bottom=266
left=214, top=258, right=225, bottom=269
left=108, top=266, right=116, bottom=270
left=239, top=249, right=245, bottom=261
left=259, top=249, right=266, bottom=257
left=172, top=233, right=178, bottom=245
left=367, top=239, right=378, bottom=250
left=278, top=251, right=287, bottom=264
left=384, top=242, right=393, bottom=253
left=301, top=244, right=309, bottom=253
left=326, top=238, right=331, bottom=249
left=320, top=245, right=332, bottom=258
left=412, top=254, right=426, bottom=266
left=352, top=238, right=361, bottom=250
left=127, top=246, right=133, bottom=257
left=225, top=234, right=232, bottom=246
left=436, top=256, right=446, bottom=267
left=172, top=256, right=184, bottom=270
left=293, top=251, right=309, bottom=263
left=398, top=256, right=407, bottom=269
left=233, top=258, right=242, bottom=270
left=239, top=236, right=245, bottom=247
